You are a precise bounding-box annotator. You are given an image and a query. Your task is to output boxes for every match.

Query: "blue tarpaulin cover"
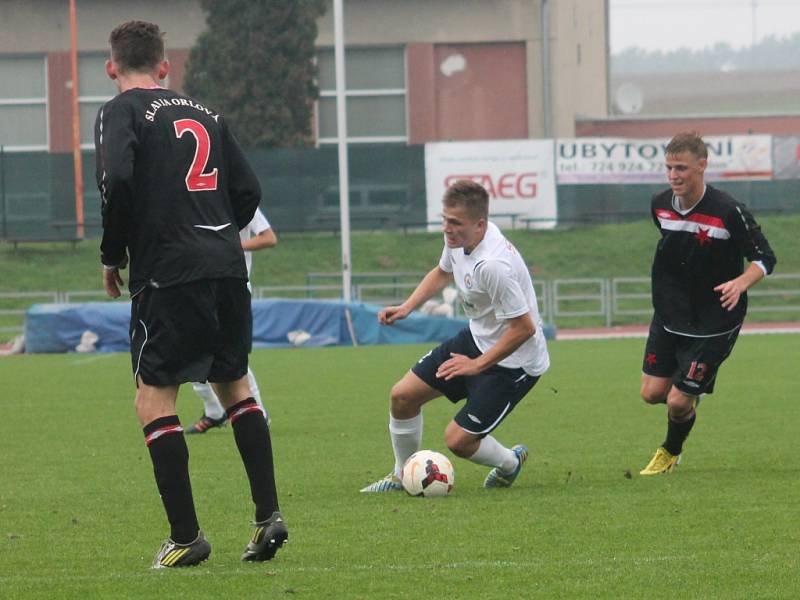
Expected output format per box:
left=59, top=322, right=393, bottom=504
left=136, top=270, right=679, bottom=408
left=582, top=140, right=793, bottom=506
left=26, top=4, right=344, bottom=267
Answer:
left=24, top=299, right=472, bottom=354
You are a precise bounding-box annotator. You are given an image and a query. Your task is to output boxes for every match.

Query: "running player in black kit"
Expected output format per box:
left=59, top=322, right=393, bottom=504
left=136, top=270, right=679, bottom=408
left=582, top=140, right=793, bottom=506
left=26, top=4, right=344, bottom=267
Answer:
left=96, top=21, right=286, bottom=567
left=639, top=132, right=777, bottom=475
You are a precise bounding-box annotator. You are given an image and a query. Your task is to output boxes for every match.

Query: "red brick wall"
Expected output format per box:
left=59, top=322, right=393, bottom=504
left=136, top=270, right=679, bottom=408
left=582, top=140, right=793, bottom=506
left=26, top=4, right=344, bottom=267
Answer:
left=167, top=48, right=189, bottom=93
left=408, top=42, right=528, bottom=144
left=47, top=51, right=72, bottom=153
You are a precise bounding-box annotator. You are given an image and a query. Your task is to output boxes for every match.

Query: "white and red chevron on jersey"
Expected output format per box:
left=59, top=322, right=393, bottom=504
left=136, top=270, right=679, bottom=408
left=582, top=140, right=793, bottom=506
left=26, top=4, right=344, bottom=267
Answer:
left=654, top=209, right=731, bottom=240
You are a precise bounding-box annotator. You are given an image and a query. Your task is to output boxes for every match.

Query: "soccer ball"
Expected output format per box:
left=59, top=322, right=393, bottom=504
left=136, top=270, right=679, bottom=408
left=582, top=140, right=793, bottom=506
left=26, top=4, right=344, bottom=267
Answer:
left=401, top=450, right=454, bottom=497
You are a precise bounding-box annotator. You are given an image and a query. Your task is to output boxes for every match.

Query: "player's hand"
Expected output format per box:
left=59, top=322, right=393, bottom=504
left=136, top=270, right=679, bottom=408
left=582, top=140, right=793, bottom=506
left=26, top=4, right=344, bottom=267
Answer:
left=102, top=256, right=127, bottom=298
left=103, top=267, right=124, bottom=298
left=714, top=278, right=746, bottom=311
left=436, top=352, right=481, bottom=380
left=379, top=304, right=410, bottom=325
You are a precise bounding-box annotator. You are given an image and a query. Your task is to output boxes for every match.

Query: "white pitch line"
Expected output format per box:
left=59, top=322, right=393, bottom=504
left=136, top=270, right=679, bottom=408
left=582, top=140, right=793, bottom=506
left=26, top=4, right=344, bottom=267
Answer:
left=69, top=353, right=117, bottom=366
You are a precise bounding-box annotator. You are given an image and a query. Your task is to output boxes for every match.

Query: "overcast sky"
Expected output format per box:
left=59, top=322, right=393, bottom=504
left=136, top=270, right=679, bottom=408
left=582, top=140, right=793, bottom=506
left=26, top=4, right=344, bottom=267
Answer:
left=611, top=0, right=800, bottom=53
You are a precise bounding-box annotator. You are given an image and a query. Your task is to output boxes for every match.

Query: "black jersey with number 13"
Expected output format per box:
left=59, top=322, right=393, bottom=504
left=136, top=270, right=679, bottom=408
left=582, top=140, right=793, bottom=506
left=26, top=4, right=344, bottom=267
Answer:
left=95, top=87, right=260, bottom=295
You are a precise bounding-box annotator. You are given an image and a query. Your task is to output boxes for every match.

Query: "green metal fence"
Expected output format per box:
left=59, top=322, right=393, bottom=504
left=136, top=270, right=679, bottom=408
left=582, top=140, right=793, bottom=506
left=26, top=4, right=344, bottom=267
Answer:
left=1, top=144, right=798, bottom=242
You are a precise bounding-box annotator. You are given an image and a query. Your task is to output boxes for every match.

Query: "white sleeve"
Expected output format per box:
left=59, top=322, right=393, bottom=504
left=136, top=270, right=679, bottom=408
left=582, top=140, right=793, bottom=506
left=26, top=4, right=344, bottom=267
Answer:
left=249, top=207, right=271, bottom=235
left=438, top=244, right=453, bottom=273
left=476, top=259, right=529, bottom=320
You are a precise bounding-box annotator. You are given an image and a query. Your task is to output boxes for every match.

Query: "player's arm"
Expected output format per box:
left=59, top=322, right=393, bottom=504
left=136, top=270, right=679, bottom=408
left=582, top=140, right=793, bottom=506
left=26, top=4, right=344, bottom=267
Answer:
left=222, top=119, right=260, bottom=229
left=714, top=205, right=778, bottom=311
left=379, top=266, right=453, bottom=325
left=242, top=227, right=277, bottom=251
left=96, top=101, right=135, bottom=297
left=437, top=313, right=534, bottom=380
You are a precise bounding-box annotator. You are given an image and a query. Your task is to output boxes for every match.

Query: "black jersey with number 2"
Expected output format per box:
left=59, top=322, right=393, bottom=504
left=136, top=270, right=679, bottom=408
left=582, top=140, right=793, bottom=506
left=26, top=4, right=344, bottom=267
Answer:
left=95, top=87, right=260, bottom=295
left=650, top=185, right=777, bottom=337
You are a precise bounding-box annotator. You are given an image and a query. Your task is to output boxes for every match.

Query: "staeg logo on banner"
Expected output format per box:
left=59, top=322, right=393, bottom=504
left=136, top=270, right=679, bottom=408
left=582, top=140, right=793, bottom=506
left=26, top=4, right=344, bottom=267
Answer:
left=443, top=173, right=538, bottom=199
left=425, top=140, right=557, bottom=230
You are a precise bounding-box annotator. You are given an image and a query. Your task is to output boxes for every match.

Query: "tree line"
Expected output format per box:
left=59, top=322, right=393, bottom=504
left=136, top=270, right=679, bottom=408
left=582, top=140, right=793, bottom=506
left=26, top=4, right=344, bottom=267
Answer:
left=613, top=32, right=800, bottom=74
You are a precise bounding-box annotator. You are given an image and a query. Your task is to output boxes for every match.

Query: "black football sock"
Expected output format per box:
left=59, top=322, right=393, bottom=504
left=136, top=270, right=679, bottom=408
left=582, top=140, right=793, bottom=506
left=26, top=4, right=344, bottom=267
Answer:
left=662, top=410, right=696, bottom=456
left=143, top=415, right=200, bottom=544
left=227, top=398, right=279, bottom=522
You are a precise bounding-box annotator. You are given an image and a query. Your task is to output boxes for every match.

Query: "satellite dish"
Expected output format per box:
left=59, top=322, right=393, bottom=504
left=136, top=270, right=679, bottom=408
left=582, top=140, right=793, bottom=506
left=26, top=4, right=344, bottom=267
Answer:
left=614, top=82, right=644, bottom=115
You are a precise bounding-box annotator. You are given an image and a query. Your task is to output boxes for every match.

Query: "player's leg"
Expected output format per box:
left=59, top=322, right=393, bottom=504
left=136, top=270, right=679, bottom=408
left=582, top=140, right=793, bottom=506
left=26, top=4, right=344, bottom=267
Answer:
left=212, top=375, right=286, bottom=561
left=389, top=370, right=441, bottom=472
left=137, top=379, right=203, bottom=545
left=186, top=381, right=228, bottom=433
left=452, top=366, right=538, bottom=488
left=361, top=332, right=473, bottom=493
left=211, top=278, right=285, bottom=561
left=641, top=327, right=740, bottom=474
left=360, top=370, right=441, bottom=492
left=640, top=316, right=677, bottom=404
left=663, top=385, right=697, bottom=453
left=212, top=375, right=277, bottom=522
left=246, top=366, right=270, bottom=425
left=656, top=328, right=740, bottom=470
left=131, top=283, right=216, bottom=567
left=641, top=384, right=696, bottom=475
left=639, top=318, right=685, bottom=474
left=640, top=374, right=672, bottom=404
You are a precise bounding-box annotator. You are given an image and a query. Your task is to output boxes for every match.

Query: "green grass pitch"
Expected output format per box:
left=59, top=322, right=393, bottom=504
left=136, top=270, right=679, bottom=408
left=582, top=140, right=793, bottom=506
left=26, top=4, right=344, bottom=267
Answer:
left=1, top=335, right=798, bottom=599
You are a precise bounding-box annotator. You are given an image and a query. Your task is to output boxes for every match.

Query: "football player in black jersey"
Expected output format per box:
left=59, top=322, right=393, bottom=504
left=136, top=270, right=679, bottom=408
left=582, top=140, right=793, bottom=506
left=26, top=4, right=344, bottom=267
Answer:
left=95, top=21, right=286, bottom=567
left=639, top=132, right=776, bottom=475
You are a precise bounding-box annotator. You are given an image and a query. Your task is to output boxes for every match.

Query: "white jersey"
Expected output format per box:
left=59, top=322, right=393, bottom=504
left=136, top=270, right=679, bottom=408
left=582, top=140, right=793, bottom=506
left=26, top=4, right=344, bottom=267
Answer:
left=438, top=222, right=550, bottom=376
left=239, top=207, right=271, bottom=278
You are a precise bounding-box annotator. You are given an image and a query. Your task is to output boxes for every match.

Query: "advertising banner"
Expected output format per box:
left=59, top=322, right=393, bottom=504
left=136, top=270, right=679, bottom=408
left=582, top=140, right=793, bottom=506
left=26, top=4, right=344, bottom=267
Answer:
left=772, top=136, right=800, bottom=180
left=424, top=139, right=557, bottom=230
left=556, top=135, right=773, bottom=184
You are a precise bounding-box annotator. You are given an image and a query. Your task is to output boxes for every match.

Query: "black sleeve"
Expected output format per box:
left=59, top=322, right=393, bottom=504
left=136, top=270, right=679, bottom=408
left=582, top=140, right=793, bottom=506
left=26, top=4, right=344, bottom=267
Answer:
left=650, top=195, right=661, bottom=230
left=727, top=203, right=777, bottom=275
left=96, top=100, right=136, bottom=267
left=221, top=118, right=260, bottom=230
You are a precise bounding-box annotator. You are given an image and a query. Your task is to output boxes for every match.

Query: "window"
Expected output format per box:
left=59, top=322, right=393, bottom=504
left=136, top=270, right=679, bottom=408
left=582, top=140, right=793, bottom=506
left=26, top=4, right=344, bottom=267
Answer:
left=77, top=53, right=171, bottom=147
left=316, top=47, right=406, bottom=144
left=78, top=54, right=118, bottom=147
left=0, top=56, right=48, bottom=151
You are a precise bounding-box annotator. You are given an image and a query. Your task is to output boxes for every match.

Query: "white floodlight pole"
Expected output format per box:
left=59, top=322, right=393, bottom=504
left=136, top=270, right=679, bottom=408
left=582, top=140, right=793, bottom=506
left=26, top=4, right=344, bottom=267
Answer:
left=333, top=0, right=352, bottom=302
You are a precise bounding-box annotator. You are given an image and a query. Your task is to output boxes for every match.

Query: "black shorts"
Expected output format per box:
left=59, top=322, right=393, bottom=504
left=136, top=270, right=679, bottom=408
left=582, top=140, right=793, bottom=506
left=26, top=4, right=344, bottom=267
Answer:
left=411, top=328, right=540, bottom=437
left=130, top=278, right=251, bottom=386
left=642, top=316, right=740, bottom=396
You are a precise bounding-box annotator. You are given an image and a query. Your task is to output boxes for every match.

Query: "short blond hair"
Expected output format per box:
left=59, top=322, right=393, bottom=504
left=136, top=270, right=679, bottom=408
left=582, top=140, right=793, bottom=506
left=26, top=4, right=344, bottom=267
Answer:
left=442, top=180, right=489, bottom=221
left=666, top=132, right=707, bottom=160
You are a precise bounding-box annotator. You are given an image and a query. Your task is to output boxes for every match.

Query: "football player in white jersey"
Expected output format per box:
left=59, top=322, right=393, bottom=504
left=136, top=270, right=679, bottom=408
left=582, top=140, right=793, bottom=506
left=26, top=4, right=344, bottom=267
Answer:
left=187, top=207, right=276, bottom=433
left=361, top=180, right=550, bottom=492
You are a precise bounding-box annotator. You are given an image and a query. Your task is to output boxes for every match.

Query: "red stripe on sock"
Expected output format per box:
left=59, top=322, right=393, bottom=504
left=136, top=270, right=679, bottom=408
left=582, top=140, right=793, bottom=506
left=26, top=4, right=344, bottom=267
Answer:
left=229, top=403, right=262, bottom=425
left=145, top=424, right=184, bottom=446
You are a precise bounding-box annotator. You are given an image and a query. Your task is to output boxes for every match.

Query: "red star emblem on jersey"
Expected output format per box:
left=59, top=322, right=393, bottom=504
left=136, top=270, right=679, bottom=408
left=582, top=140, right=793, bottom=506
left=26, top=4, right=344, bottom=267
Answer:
left=645, top=352, right=657, bottom=367
left=694, top=227, right=711, bottom=246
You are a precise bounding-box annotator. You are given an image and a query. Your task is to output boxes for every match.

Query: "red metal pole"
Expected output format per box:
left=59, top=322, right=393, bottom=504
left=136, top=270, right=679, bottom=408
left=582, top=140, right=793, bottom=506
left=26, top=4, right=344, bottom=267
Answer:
left=69, top=0, right=84, bottom=240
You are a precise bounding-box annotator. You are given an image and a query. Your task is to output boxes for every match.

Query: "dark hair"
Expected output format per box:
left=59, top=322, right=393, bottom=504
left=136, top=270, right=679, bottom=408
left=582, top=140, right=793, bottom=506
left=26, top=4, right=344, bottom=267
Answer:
left=109, top=21, right=165, bottom=73
left=665, top=131, right=708, bottom=160
left=443, top=180, right=489, bottom=221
